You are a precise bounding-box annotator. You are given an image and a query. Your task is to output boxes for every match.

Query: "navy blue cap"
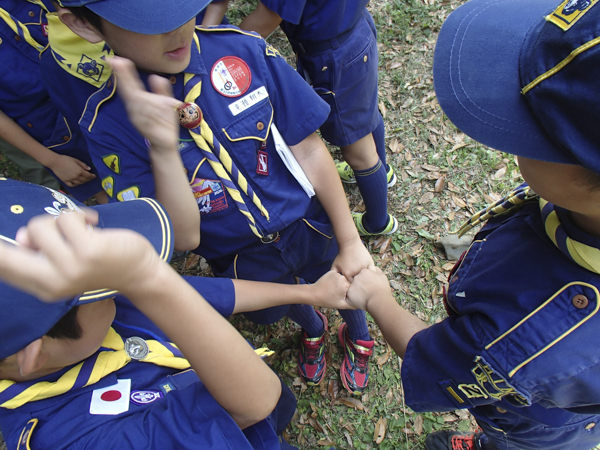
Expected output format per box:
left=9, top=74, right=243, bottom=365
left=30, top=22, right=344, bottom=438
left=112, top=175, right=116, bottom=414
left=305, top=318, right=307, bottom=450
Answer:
left=434, top=0, right=600, bottom=173
left=57, top=0, right=211, bottom=34
left=0, top=178, right=173, bottom=359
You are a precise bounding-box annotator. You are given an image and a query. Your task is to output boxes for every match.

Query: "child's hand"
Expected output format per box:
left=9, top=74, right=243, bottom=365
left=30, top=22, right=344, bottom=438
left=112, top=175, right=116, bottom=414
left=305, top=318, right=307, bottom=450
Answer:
left=331, top=238, right=375, bottom=282
left=0, top=211, right=161, bottom=302
left=346, top=267, right=392, bottom=311
left=110, top=56, right=182, bottom=152
left=311, top=270, right=354, bottom=309
left=47, top=154, right=96, bottom=187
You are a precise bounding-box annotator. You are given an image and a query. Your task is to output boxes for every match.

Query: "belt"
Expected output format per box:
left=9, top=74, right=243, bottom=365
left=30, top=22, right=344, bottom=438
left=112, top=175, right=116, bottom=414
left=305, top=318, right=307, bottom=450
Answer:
left=290, top=24, right=355, bottom=54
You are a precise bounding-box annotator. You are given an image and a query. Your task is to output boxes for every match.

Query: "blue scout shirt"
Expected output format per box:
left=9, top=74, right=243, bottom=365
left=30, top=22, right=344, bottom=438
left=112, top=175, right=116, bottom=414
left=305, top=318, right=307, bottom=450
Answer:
left=0, top=0, right=100, bottom=201
left=59, top=26, right=330, bottom=260
left=262, top=0, right=370, bottom=42
left=402, top=189, right=600, bottom=449
left=0, top=278, right=289, bottom=450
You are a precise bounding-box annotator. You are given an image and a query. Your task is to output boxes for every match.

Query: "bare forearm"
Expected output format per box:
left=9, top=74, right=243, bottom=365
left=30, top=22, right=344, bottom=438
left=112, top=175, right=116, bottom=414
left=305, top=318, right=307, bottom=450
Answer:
left=239, top=1, right=282, bottom=38
left=367, top=295, right=428, bottom=359
left=201, top=0, right=229, bottom=26
left=149, top=147, right=200, bottom=251
left=122, top=262, right=281, bottom=428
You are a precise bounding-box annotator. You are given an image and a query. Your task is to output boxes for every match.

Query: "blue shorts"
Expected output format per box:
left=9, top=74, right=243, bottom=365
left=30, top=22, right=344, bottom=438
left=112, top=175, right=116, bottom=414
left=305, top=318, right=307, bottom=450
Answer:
left=475, top=405, right=600, bottom=450
left=209, top=201, right=338, bottom=325
left=294, top=11, right=381, bottom=147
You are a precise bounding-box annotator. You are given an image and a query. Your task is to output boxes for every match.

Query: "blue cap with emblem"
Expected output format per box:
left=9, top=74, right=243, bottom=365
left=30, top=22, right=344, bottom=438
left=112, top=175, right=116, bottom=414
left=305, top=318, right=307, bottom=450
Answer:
left=433, top=0, right=600, bottom=174
left=0, top=178, right=173, bottom=359
left=57, top=0, right=211, bottom=34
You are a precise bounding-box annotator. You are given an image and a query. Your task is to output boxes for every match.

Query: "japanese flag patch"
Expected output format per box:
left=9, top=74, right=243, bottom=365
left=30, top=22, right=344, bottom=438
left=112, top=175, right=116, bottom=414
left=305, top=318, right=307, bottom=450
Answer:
left=90, top=379, right=131, bottom=415
left=211, top=56, right=251, bottom=98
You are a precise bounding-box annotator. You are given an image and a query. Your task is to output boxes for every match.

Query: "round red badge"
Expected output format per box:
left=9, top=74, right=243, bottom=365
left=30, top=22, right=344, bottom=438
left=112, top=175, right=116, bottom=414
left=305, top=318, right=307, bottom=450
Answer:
left=211, top=56, right=252, bottom=98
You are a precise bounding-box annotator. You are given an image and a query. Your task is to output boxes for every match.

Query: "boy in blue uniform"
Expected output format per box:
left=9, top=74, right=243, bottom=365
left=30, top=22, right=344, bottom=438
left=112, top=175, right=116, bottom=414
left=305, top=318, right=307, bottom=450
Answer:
left=0, top=0, right=104, bottom=202
left=0, top=178, right=299, bottom=449
left=46, top=0, right=377, bottom=394
left=239, top=0, right=398, bottom=237
left=344, top=0, right=600, bottom=449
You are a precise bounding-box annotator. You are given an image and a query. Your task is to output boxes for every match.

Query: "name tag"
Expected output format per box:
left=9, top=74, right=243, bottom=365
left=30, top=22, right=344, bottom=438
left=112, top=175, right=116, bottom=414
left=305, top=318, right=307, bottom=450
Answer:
left=228, top=86, right=269, bottom=116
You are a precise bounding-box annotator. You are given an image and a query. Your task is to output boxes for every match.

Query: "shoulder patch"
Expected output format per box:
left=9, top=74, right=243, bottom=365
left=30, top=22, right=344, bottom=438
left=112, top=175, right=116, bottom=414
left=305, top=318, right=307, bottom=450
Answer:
left=116, top=186, right=141, bottom=202
left=546, top=0, right=598, bottom=30
left=17, top=419, right=38, bottom=450
left=102, top=154, right=121, bottom=174
left=265, top=43, right=281, bottom=58
left=101, top=176, right=114, bottom=197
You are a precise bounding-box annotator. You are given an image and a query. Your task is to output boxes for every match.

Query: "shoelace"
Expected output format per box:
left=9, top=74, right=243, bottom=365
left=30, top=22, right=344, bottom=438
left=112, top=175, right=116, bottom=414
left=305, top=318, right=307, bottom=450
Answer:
left=451, top=435, right=475, bottom=450
left=350, top=343, right=370, bottom=373
left=303, top=337, right=323, bottom=363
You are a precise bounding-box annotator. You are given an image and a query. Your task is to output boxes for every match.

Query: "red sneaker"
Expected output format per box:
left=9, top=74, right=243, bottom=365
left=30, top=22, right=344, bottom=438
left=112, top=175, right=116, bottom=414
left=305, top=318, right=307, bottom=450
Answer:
left=297, top=310, right=328, bottom=385
left=425, top=431, right=485, bottom=450
left=338, top=322, right=373, bottom=395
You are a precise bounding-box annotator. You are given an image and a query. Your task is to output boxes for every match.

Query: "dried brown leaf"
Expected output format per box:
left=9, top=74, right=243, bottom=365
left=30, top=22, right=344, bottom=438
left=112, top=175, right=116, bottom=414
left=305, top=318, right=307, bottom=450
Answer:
left=184, top=253, right=201, bottom=270
left=336, top=397, right=364, bottom=410
left=328, top=378, right=339, bottom=400
left=413, top=414, right=424, bottom=435
left=379, top=100, right=387, bottom=119
left=434, top=175, right=445, bottom=193
left=318, top=439, right=335, bottom=446
left=374, top=417, right=387, bottom=444
left=419, top=192, right=434, bottom=204
left=376, top=350, right=391, bottom=366
left=309, top=417, right=325, bottom=433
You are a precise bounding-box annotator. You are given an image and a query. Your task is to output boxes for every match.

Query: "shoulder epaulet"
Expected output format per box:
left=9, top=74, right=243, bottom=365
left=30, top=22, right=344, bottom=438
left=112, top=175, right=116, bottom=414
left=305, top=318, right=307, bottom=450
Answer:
left=195, top=25, right=282, bottom=57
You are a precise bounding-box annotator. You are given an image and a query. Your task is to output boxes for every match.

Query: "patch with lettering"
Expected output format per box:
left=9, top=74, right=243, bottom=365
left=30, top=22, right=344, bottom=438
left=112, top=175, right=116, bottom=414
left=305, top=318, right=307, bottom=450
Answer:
left=547, top=0, right=598, bottom=30
left=211, top=56, right=251, bottom=98
left=190, top=178, right=228, bottom=214
left=228, top=86, right=269, bottom=116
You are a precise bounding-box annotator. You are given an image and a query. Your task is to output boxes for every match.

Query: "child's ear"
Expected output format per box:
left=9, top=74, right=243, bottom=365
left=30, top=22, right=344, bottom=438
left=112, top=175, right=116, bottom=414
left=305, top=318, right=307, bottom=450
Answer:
left=15, top=339, right=48, bottom=378
left=56, top=6, right=104, bottom=44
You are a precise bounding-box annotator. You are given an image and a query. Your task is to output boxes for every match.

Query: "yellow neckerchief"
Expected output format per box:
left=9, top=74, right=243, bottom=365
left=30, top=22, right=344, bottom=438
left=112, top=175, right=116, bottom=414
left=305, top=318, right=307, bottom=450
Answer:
left=458, top=184, right=600, bottom=275
left=182, top=35, right=270, bottom=238
left=0, top=328, right=189, bottom=410
left=46, top=13, right=113, bottom=88
left=0, top=7, right=45, bottom=52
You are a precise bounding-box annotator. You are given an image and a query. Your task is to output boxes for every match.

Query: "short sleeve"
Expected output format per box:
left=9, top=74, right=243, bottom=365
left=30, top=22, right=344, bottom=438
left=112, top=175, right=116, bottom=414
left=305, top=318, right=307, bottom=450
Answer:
left=183, top=276, right=236, bottom=317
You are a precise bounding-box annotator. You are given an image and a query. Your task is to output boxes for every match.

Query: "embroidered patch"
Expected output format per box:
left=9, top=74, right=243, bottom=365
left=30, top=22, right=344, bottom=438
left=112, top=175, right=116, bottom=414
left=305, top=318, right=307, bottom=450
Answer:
left=90, top=379, right=131, bottom=415
left=265, top=43, right=281, bottom=58
left=211, top=56, right=252, bottom=98
left=228, top=86, right=269, bottom=116
left=116, top=186, right=141, bottom=202
left=547, top=0, right=598, bottom=30
left=76, top=54, right=105, bottom=82
left=257, top=150, right=269, bottom=175
left=160, top=382, right=174, bottom=395
left=130, top=390, right=163, bottom=405
left=17, top=419, right=38, bottom=450
left=102, top=176, right=114, bottom=197
left=41, top=23, right=48, bottom=37
left=102, top=154, right=121, bottom=174
left=43, top=189, right=83, bottom=217
left=190, top=178, right=228, bottom=214
left=457, top=356, right=529, bottom=405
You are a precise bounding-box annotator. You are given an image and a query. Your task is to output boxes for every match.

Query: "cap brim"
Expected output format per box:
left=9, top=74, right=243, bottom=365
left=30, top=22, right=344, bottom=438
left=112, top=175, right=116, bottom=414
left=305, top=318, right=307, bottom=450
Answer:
left=76, top=197, right=173, bottom=304
left=87, top=0, right=211, bottom=34
left=433, top=0, right=578, bottom=165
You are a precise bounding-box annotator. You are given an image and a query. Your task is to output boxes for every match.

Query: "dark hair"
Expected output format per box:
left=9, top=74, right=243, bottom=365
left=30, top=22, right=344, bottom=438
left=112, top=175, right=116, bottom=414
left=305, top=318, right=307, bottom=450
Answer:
left=46, top=306, right=83, bottom=341
left=68, top=6, right=104, bottom=34
left=578, top=167, right=600, bottom=193
left=0, top=306, right=83, bottom=367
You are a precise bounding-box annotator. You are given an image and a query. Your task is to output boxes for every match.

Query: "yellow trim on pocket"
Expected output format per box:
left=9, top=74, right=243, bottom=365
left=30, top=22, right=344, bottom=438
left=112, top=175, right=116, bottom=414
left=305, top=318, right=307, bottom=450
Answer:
left=303, top=219, right=333, bottom=239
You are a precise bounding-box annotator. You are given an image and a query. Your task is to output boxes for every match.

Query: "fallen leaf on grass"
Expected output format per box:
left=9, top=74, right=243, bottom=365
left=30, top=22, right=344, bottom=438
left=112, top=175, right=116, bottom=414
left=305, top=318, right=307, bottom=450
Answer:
left=413, top=414, right=424, bottom=435
left=336, top=397, right=364, bottom=410
left=434, top=175, right=445, bottom=193
left=309, top=417, right=325, bottom=433
left=374, top=417, right=387, bottom=444
left=184, top=253, right=200, bottom=270
left=318, top=439, right=335, bottom=446
left=376, top=349, right=391, bottom=366
left=328, top=378, right=339, bottom=400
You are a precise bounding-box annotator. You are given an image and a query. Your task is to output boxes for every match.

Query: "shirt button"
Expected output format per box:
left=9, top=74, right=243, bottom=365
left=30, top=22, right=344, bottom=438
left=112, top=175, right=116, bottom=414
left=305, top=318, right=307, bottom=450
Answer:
left=363, top=55, right=368, bottom=63
left=585, top=422, right=596, bottom=430
left=14, top=35, right=21, bottom=42
left=29, top=11, right=35, bottom=17
left=169, top=76, right=176, bottom=84
left=321, top=66, right=327, bottom=71
left=572, top=294, right=589, bottom=309
left=62, top=136, right=69, bottom=142
left=496, top=407, right=507, bottom=413
left=107, top=79, right=112, bottom=88
left=256, top=122, right=264, bottom=131
left=26, top=122, right=33, bottom=128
